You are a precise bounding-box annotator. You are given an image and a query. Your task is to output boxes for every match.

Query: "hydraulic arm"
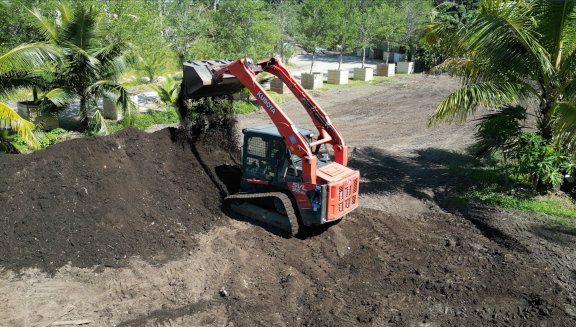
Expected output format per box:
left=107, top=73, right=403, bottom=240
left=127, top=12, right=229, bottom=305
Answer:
left=212, top=57, right=349, bottom=183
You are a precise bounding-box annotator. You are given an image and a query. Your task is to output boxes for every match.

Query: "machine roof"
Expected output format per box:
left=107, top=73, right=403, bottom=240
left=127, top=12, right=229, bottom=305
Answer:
left=243, top=123, right=314, bottom=139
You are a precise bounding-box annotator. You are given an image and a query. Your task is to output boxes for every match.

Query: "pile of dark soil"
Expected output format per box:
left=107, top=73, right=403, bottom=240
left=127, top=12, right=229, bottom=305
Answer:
left=217, top=208, right=575, bottom=326
left=0, top=126, right=240, bottom=274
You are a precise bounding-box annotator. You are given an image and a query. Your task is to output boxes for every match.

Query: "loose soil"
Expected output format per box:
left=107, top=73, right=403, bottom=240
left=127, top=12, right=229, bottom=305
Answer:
left=2, top=74, right=576, bottom=326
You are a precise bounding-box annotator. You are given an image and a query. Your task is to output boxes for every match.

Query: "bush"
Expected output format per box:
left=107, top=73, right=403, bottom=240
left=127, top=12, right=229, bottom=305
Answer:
left=511, top=133, right=574, bottom=190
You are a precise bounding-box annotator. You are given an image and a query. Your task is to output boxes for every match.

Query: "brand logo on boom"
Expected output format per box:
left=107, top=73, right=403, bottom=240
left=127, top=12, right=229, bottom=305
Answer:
left=257, top=91, right=276, bottom=114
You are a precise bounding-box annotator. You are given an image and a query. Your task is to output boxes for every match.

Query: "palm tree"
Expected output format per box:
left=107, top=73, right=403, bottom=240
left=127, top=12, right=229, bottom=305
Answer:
left=424, top=0, right=576, bottom=149
left=149, top=76, right=180, bottom=107
left=0, top=43, right=61, bottom=150
left=27, top=2, right=137, bottom=133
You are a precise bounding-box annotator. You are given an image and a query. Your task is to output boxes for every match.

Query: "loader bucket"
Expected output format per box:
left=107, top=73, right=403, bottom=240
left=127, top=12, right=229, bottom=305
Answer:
left=182, top=59, right=246, bottom=100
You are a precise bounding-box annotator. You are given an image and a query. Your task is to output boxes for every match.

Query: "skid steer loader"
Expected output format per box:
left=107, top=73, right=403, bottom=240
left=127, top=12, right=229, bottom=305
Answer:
left=182, top=57, right=359, bottom=236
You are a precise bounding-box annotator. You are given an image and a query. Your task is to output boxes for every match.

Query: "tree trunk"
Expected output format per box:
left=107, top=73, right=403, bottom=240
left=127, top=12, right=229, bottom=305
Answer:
left=79, top=97, right=89, bottom=132
left=310, top=50, right=316, bottom=74
left=502, top=146, right=511, bottom=189
left=33, top=88, right=38, bottom=103
left=338, top=52, right=343, bottom=70
left=386, top=42, right=390, bottom=65
left=362, top=48, right=365, bottom=68
left=406, top=45, right=409, bottom=62
left=540, top=97, right=554, bottom=140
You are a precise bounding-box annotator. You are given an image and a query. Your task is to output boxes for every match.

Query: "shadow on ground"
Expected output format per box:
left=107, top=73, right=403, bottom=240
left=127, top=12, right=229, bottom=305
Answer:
left=347, top=146, right=542, bottom=253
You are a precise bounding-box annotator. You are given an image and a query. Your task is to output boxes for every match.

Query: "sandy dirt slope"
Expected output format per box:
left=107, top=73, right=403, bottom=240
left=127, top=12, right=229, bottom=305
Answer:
left=1, top=74, right=576, bottom=326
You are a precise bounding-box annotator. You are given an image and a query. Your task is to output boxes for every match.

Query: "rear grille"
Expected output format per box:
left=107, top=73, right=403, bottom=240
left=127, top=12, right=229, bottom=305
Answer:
left=328, top=175, right=360, bottom=219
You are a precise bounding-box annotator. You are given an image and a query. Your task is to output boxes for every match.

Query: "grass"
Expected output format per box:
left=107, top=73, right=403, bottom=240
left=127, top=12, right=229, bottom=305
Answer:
left=107, top=106, right=180, bottom=133
left=233, top=101, right=260, bottom=114
left=443, top=150, right=576, bottom=225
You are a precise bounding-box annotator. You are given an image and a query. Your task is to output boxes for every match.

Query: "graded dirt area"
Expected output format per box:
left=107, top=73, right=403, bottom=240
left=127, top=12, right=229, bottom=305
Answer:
left=2, top=74, right=576, bottom=326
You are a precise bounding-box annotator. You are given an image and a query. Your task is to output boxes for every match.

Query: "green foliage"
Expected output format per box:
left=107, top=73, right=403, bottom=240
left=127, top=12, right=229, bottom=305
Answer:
left=13, top=1, right=139, bottom=134
left=210, top=0, right=280, bottom=60
left=399, top=0, right=432, bottom=58
left=326, top=0, right=360, bottom=70
left=378, top=1, right=406, bottom=63
left=353, top=0, right=383, bottom=67
left=233, top=101, right=258, bottom=114
left=459, top=188, right=576, bottom=220
left=0, top=101, right=40, bottom=150
left=39, top=128, right=67, bottom=148
left=107, top=107, right=179, bottom=133
left=149, top=76, right=181, bottom=106
left=184, top=97, right=236, bottom=122
left=271, top=0, right=299, bottom=64
left=472, top=106, right=574, bottom=190
left=3, top=127, right=69, bottom=152
left=162, top=0, right=208, bottom=64
left=0, top=0, right=45, bottom=54
left=426, top=0, right=576, bottom=154
left=0, top=130, right=21, bottom=154
left=434, top=1, right=479, bottom=30
left=132, top=108, right=179, bottom=130
left=442, top=149, right=576, bottom=220
left=132, top=42, right=171, bottom=83
left=296, top=0, right=333, bottom=72
left=473, top=107, right=525, bottom=153
left=511, top=133, right=571, bottom=189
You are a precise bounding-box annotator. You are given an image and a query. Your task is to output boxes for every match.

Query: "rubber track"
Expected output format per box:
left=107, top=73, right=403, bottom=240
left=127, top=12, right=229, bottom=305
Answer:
left=223, top=192, right=299, bottom=237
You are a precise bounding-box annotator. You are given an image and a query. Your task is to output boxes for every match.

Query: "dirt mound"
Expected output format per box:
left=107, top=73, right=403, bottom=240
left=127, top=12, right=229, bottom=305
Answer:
left=0, top=127, right=239, bottom=274
left=111, top=208, right=574, bottom=326
left=1, top=75, right=576, bottom=326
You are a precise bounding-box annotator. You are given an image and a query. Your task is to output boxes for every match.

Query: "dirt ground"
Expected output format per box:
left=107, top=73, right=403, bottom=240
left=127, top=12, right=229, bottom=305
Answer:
left=2, top=74, right=576, bottom=326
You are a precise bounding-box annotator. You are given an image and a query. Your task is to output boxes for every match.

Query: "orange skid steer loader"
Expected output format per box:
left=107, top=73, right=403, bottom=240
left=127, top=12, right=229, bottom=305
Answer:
left=182, top=58, right=359, bottom=236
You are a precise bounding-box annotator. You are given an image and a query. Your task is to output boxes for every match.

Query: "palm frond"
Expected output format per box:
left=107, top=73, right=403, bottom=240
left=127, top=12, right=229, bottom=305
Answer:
left=0, top=102, right=40, bottom=149
left=149, top=76, right=180, bottom=105
left=57, top=4, right=99, bottom=51
left=559, top=47, right=576, bottom=81
left=549, top=102, right=576, bottom=149
left=43, top=87, right=77, bottom=107
left=0, top=43, right=59, bottom=75
left=562, top=79, right=576, bottom=103
left=54, top=1, right=73, bottom=25
left=472, top=105, right=526, bottom=158
left=0, top=133, right=21, bottom=154
left=464, top=0, right=551, bottom=84
left=88, top=80, right=138, bottom=126
left=61, top=41, right=101, bottom=76
left=89, top=108, right=110, bottom=135
left=419, top=20, right=462, bottom=57
left=28, top=7, right=58, bottom=41
left=533, top=0, right=576, bottom=69
left=428, top=81, right=533, bottom=126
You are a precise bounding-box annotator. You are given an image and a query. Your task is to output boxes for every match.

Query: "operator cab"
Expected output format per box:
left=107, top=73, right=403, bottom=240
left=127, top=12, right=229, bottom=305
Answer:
left=241, top=123, right=331, bottom=190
